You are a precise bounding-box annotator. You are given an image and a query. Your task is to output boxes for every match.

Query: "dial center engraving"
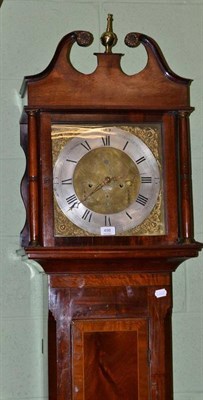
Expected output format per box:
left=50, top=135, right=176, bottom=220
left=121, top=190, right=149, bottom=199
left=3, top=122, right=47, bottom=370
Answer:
left=73, top=147, right=140, bottom=214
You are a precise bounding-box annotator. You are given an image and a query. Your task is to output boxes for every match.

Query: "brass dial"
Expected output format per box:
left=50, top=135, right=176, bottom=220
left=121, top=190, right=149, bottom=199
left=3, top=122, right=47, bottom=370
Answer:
left=74, top=147, right=140, bottom=214
left=53, top=127, right=161, bottom=235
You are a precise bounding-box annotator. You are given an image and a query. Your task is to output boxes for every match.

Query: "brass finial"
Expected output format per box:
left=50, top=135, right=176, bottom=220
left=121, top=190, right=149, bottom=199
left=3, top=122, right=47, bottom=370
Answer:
left=100, top=14, right=118, bottom=53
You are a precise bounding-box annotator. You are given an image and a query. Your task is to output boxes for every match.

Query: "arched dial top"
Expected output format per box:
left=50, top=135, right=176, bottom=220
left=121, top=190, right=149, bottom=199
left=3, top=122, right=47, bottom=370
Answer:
left=53, top=127, right=161, bottom=236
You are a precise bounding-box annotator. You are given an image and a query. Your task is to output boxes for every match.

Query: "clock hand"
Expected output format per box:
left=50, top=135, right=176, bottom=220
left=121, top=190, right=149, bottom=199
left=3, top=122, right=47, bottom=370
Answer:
left=83, top=175, right=132, bottom=201
left=67, top=175, right=132, bottom=212
left=67, top=177, right=111, bottom=212
left=83, top=176, right=111, bottom=201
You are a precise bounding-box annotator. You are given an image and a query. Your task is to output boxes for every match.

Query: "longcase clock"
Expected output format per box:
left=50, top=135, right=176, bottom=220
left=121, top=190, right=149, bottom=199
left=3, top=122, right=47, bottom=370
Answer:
left=19, top=15, right=202, bottom=400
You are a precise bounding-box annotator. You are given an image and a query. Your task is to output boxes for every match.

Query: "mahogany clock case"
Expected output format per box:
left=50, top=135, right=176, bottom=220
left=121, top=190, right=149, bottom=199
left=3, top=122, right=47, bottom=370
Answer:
left=19, top=17, right=203, bottom=400
left=19, top=27, right=202, bottom=271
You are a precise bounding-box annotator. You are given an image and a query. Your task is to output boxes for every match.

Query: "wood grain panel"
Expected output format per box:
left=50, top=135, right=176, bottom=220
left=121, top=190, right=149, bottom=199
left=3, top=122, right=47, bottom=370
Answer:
left=72, top=319, right=149, bottom=399
left=50, top=273, right=171, bottom=288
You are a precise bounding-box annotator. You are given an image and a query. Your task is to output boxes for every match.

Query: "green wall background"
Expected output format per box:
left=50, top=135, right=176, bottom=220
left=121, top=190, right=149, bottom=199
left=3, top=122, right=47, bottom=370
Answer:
left=0, top=1, right=203, bottom=399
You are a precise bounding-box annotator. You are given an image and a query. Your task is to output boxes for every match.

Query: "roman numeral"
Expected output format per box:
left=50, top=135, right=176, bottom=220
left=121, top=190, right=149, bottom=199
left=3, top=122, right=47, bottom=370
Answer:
left=66, top=194, right=78, bottom=205
left=123, top=141, right=129, bottom=151
left=81, top=140, right=91, bottom=152
left=141, top=176, right=152, bottom=183
left=126, top=211, right=132, bottom=220
left=66, top=158, right=77, bottom=163
left=136, top=156, right=146, bottom=164
left=102, top=135, right=110, bottom=146
left=105, top=216, right=111, bottom=226
left=82, top=209, right=92, bottom=222
left=61, top=178, right=72, bottom=185
left=136, top=194, right=148, bottom=206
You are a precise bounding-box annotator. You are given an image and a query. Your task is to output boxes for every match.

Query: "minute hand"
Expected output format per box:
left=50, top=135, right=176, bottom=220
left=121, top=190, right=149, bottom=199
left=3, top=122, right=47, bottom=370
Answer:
left=68, top=176, right=123, bottom=212
left=67, top=177, right=110, bottom=212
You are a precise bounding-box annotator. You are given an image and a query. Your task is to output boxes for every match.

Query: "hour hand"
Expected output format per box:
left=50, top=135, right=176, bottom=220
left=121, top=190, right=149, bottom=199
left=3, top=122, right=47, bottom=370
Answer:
left=83, top=176, right=111, bottom=200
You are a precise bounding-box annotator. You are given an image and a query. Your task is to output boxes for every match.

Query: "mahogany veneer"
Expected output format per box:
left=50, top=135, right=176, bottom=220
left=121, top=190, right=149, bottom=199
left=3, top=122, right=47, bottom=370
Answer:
left=20, top=18, right=202, bottom=400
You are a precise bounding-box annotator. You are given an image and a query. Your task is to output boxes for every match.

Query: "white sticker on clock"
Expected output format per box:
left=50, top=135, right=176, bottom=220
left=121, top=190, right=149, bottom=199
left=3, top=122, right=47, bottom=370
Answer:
left=100, top=226, right=116, bottom=236
left=155, top=288, right=167, bottom=298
